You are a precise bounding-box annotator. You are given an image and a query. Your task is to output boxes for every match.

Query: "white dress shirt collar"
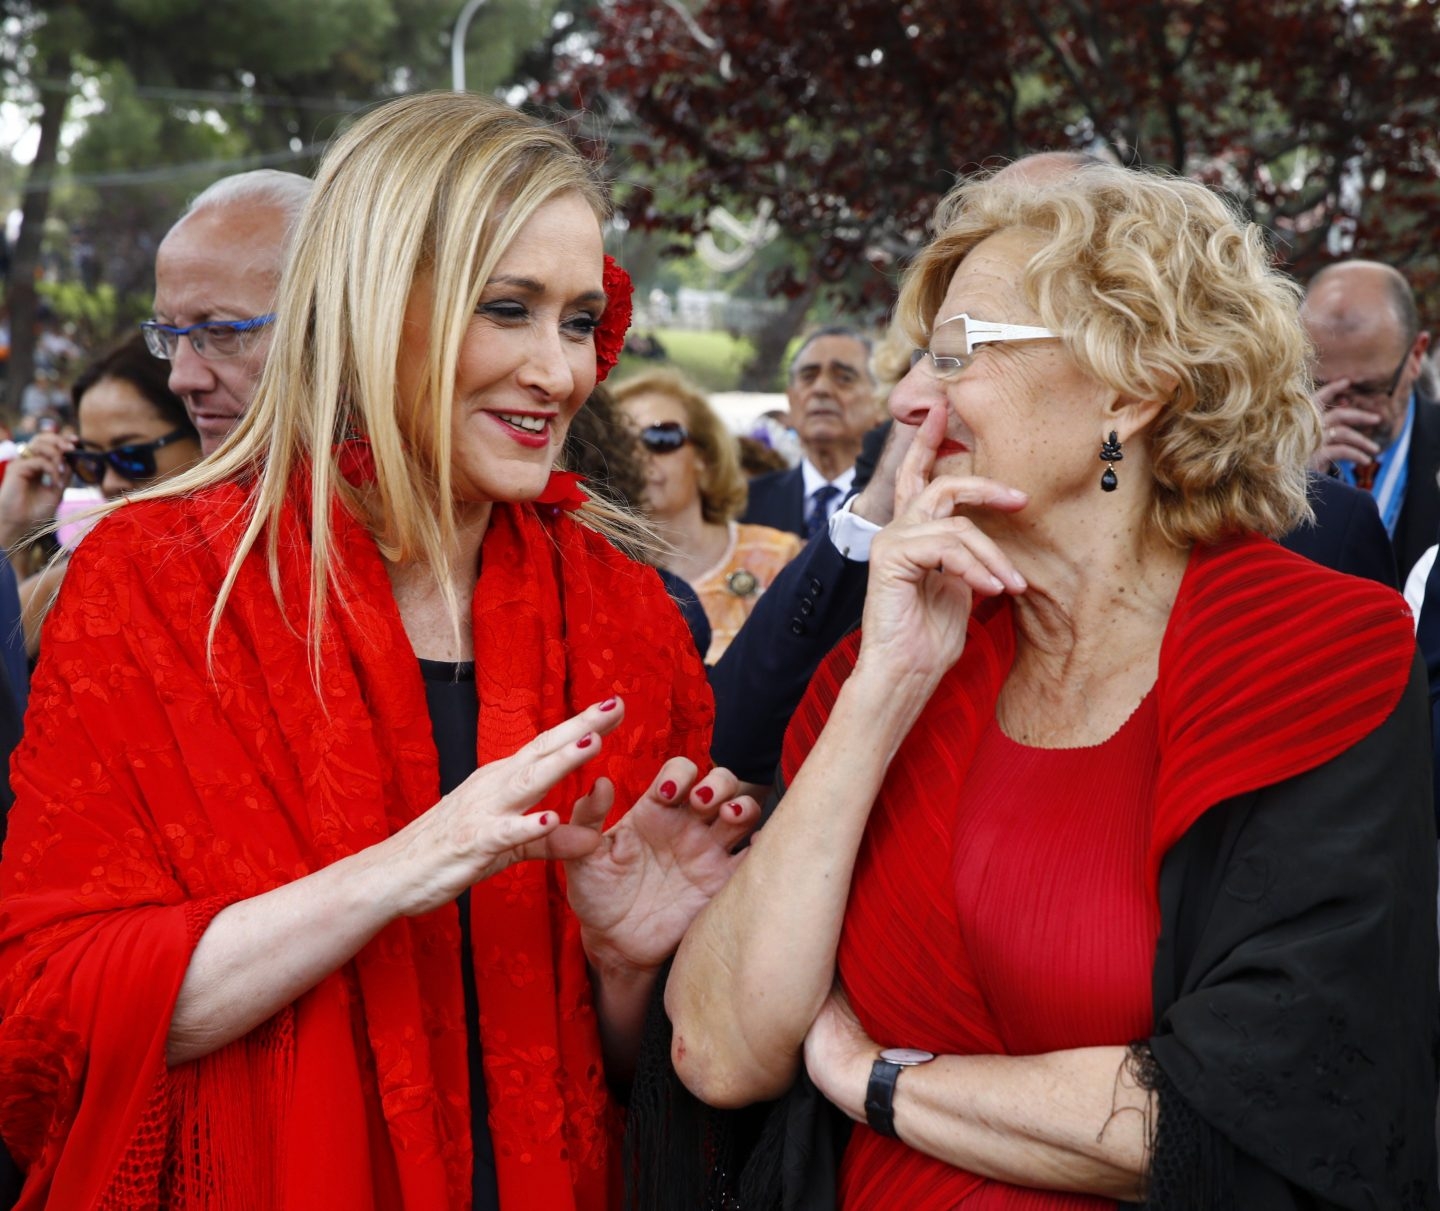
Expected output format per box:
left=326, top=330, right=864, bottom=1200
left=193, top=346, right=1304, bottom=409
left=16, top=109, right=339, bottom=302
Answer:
left=799, top=458, right=856, bottom=501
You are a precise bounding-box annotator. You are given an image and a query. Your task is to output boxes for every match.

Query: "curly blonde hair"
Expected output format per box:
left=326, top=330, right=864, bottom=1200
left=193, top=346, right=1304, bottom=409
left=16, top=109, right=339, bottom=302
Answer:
left=896, top=164, right=1320, bottom=545
left=611, top=368, right=748, bottom=524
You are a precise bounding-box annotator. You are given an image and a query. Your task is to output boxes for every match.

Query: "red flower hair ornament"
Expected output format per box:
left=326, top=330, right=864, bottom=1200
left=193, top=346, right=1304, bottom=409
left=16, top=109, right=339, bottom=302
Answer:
left=594, top=255, right=633, bottom=384
left=534, top=256, right=633, bottom=514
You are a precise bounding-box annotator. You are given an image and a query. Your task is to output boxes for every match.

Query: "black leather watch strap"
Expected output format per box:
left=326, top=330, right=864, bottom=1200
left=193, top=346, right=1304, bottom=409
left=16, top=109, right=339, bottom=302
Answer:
left=865, top=1048, right=935, bottom=1138
left=864, top=1057, right=903, bottom=1138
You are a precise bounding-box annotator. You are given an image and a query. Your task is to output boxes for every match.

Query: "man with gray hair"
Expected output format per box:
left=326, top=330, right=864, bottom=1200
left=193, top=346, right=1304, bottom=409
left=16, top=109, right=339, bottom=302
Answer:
left=145, top=169, right=312, bottom=454
left=741, top=326, right=882, bottom=538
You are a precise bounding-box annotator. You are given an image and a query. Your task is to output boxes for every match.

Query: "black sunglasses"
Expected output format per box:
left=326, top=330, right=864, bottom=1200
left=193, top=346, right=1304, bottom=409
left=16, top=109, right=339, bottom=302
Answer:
left=638, top=421, right=689, bottom=455
left=64, top=429, right=193, bottom=485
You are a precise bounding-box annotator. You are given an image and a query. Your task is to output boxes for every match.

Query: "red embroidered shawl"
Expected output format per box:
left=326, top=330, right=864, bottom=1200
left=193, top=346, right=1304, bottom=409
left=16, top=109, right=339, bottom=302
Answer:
left=0, top=482, right=712, bottom=1210
left=779, top=535, right=1416, bottom=1209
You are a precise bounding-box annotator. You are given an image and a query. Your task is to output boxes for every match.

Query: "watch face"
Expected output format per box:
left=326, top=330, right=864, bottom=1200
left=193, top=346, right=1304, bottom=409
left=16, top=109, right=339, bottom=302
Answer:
left=879, top=1047, right=935, bottom=1066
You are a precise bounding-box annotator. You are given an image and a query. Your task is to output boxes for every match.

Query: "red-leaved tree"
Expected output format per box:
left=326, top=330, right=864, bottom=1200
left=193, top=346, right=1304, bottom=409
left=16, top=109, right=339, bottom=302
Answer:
left=550, top=0, right=1440, bottom=378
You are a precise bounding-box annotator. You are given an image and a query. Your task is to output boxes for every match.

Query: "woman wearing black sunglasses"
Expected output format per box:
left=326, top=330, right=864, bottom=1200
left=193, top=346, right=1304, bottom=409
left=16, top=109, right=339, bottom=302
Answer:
left=17, top=334, right=201, bottom=656
left=65, top=334, right=201, bottom=499
left=613, top=368, right=802, bottom=662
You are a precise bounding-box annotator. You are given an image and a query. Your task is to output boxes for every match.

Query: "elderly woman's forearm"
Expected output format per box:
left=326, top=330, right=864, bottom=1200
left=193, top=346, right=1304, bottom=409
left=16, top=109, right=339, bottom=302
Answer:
left=667, top=674, right=932, bottom=1104
left=881, top=1047, right=1151, bottom=1199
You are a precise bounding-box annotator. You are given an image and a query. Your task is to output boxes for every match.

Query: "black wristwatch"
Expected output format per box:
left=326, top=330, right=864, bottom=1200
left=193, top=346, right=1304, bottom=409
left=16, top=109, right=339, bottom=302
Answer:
left=864, top=1047, right=935, bottom=1138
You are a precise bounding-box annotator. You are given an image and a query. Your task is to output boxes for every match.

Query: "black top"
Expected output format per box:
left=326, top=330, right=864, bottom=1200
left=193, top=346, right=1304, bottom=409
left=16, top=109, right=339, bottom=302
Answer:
left=1278, top=471, right=1397, bottom=588
left=419, top=657, right=500, bottom=1211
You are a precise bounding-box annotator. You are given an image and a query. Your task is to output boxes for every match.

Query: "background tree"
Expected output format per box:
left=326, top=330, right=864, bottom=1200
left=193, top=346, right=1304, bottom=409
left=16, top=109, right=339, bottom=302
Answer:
left=0, top=0, right=458, bottom=411
left=552, top=0, right=1440, bottom=384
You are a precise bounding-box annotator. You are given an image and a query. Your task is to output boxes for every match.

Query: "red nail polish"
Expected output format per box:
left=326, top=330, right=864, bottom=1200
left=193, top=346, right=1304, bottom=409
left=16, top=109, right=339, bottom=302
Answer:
left=694, top=786, right=714, bottom=804
left=659, top=780, right=677, bottom=800
left=728, top=801, right=744, bottom=818
left=577, top=734, right=593, bottom=749
left=599, top=697, right=618, bottom=711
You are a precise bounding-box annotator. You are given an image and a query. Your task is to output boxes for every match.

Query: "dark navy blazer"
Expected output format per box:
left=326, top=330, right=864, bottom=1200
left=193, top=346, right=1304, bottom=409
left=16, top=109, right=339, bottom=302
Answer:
left=1412, top=532, right=1440, bottom=828
left=1393, top=395, right=1440, bottom=581
left=739, top=466, right=807, bottom=539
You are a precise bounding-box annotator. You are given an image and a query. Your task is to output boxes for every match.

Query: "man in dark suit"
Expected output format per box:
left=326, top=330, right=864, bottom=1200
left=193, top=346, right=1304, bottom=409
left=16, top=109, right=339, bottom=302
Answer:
left=712, top=422, right=905, bottom=783
left=1302, top=260, right=1437, bottom=581
left=1281, top=472, right=1397, bottom=588
left=741, top=327, right=881, bottom=539
left=1411, top=532, right=1440, bottom=830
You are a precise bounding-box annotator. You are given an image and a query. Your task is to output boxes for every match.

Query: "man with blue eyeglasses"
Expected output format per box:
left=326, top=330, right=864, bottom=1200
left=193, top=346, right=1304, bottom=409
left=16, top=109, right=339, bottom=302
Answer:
left=1302, top=259, right=1438, bottom=579
left=148, top=170, right=312, bottom=454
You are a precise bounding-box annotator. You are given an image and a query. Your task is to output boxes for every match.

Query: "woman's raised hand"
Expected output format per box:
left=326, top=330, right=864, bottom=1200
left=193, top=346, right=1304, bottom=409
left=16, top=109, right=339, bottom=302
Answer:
left=390, top=697, right=627, bottom=917
left=0, top=431, right=74, bottom=552
left=856, top=404, right=1028, bottom=684
left=563, top=760, right=759, bottom=976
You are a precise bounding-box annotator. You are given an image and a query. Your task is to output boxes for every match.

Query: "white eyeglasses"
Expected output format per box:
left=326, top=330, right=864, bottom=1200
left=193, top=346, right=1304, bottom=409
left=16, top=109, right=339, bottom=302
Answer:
left=910, top=313, right=1057, bottom=379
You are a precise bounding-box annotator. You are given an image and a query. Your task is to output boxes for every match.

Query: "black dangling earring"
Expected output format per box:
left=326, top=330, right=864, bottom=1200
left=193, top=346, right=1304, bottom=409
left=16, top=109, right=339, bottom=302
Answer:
left=1099, top=431, right=1123, bottom=492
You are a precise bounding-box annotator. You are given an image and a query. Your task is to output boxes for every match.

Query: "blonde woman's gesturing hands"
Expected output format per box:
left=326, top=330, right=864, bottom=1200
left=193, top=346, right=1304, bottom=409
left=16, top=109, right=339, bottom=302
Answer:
left=389, top=697, right=631, bottom=917
left=563, top=761, right=758, bottom=976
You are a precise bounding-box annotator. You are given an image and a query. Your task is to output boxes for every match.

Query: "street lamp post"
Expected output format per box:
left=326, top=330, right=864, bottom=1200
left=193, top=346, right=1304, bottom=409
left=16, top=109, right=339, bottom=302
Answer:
left=451, top=0, right=490, bottom=92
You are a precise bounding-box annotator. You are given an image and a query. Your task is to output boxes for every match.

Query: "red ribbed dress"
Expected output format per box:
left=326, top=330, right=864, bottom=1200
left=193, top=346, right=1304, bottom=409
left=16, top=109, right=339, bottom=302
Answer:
left=838, top=696, right=1162, bottom=1210
left=780, top=538, right=1419, bottom=1211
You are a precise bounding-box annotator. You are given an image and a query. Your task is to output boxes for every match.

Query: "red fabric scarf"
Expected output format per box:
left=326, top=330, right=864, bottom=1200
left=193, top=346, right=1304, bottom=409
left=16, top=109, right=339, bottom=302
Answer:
left=779, top=535, right=1415, bottom=1209
left=0, top=482, right=711, bottom=1210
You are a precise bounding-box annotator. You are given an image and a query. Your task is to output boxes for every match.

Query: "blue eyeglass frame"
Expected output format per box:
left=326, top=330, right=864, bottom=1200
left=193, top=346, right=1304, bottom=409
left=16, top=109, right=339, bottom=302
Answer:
left=140, top=314, right=276, bottom=360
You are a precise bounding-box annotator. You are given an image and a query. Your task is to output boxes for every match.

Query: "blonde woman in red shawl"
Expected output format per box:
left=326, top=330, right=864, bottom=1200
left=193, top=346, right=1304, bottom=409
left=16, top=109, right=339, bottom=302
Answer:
left=0, top=93, right=758, bottom=1210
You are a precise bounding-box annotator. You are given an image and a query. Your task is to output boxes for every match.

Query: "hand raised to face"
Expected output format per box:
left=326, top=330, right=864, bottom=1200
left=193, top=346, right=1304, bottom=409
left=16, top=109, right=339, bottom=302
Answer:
left=854, top=403, right=1029, bottom=687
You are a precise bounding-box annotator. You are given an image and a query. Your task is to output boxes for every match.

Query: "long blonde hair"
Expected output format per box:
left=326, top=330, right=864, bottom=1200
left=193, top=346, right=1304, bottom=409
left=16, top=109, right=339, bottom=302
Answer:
left=123, top=92, right=622, bottom=670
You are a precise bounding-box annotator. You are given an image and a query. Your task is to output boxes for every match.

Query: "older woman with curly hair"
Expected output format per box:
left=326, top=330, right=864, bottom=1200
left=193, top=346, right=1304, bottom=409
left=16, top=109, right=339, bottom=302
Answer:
left=613, top=368, right=801, bottom=662
left=662, top=165, right=1437, bottom=1209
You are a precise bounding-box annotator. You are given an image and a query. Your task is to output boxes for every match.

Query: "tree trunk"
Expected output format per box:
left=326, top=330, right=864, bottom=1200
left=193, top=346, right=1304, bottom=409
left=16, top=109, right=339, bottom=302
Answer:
left=6, top=58, right=71, bottom=419
left=739, top=280, right=815, bottom=392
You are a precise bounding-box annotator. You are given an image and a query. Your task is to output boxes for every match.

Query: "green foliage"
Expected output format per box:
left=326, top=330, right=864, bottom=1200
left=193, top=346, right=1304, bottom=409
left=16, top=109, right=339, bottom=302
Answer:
left=462, top=0, right=561, bottom=93
left=37, top=279, right=147, bottom=351
left=54, top=61, right=256, bottom=309
left=67, top=60, right=246, bottom=181
left=83, top=0, right=398, bottom=83
left=4, top=0, right=499, bottom=336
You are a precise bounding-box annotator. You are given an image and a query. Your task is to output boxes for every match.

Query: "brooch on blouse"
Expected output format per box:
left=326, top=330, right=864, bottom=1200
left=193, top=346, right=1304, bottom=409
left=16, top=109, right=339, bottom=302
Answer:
left=726, top=569, right=759, bottom=598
